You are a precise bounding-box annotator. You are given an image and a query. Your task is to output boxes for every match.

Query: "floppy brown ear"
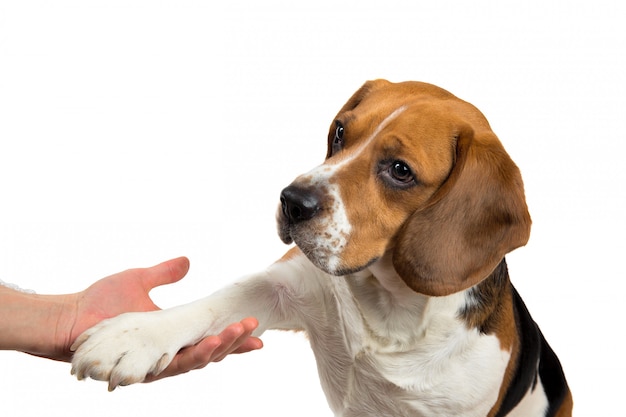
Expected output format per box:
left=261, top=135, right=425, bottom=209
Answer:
left=392, top=126, right=532, bottom=296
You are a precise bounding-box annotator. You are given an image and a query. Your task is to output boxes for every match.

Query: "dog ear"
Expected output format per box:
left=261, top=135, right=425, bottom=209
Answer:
left=392, top=126, right=532, bottom=296
left=326, top=79, right=391, bottom=159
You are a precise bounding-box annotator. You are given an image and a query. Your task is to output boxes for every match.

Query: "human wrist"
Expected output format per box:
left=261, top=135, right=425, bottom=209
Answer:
left=0, top=288, right=78, bottom=361
left=38, top=292, right=79, bottom=361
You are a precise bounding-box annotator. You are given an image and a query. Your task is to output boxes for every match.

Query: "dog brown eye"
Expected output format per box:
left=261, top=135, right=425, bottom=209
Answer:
left=334, top=124, right=344, bottom=144
left=332, top=122, right=345, bottom=154
left=379, top=160, right=416, bottom=188
left=391, top=161, right=414, bottom=183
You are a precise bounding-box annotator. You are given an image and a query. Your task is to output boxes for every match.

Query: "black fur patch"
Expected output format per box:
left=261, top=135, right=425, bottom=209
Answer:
left=496, top=286, right=569, bottom=417
left=537, top=328, right=570, bottom=416
left=494, top=287, right=542, bottom=417
left=461, top=260, right=569, bottom=416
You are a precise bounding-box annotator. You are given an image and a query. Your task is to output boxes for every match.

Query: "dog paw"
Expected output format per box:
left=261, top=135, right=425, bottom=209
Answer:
left=70, top=311, right=178, bottom=391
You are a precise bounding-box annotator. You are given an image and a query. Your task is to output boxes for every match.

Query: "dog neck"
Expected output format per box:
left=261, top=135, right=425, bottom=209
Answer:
left=344, top=254, right=513, bottom=352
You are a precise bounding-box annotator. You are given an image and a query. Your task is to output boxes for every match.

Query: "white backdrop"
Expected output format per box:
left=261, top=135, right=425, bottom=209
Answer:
left=1, top=1, right=624, bottom=415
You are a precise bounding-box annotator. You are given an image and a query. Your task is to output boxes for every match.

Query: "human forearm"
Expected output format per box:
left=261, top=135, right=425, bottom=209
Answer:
left=0, top=257, right=263, bottom=380
left=0, top=287, right=77, bottom=360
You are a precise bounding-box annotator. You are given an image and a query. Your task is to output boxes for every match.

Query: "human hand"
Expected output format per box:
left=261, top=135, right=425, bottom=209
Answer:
left=143, top=316, right=261, bottom=382
left=61, top=257, right=262, bottom=379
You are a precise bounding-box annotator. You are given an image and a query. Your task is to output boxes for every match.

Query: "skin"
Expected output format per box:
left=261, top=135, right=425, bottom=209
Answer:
left=0, top=256, right=262, bottom=382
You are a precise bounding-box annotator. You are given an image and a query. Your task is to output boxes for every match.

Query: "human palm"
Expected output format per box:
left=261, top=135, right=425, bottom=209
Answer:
left=63, top=257, right=261, bottom=381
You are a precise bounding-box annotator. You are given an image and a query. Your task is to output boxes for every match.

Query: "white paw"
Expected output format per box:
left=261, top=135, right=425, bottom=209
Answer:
left=71, top=311, right=179, bottom=391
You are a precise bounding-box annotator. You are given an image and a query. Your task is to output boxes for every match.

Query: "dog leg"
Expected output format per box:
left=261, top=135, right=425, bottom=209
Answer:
left=71, top=255, right=317, bottom=390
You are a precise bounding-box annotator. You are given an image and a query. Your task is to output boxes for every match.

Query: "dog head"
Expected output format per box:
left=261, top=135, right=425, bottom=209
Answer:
left=277, top=80, right=531, bottom=296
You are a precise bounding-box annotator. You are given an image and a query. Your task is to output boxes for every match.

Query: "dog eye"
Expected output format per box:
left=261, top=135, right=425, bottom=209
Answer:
left=335, top=125, right=344, bottom=140
left=334, top=123, right=344, bottom=145
left=331, top=122, right=345, bottom=155
left=383, top=160, right=416, bottom=187
left=391, top=162, right=413, bottom=182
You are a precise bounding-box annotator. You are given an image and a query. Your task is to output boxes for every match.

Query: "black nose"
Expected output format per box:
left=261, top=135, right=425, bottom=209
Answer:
left=280, top=185, right=321, bottom=223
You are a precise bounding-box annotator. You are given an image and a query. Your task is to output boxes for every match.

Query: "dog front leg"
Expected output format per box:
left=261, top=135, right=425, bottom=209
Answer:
left=70, top=251, right=318, bottom=390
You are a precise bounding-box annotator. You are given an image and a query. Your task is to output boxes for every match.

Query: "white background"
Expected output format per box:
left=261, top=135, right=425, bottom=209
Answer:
left=0, top=1, right=624, bottom=415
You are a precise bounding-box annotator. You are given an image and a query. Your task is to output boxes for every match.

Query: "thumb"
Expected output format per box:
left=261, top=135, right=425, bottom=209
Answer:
left=141, top=256, right=191, bottom=291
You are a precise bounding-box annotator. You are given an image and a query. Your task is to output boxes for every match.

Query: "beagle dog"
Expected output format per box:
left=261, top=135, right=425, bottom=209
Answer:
left=71, top=80, right=572, bottom=417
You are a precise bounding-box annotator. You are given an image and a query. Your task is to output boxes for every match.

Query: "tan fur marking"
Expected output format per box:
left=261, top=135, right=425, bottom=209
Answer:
left=486, top=287, right=521, bottom=417
left=555, top=389, right=574, bottom=417
left=278, top=246, right=302, bottom=262
left=323, top=86, right=458, bottom=273
left=487, top=343, right=520, bottom=417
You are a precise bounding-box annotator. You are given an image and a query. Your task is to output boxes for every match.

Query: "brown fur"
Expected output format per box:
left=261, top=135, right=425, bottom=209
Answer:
left=555, top=390, right=574, bottom=417
left=288, top=79, right=568, bottom=415
left=323, top=80, right=531, bottom=296
left=391, top=104, right=531, bottom=296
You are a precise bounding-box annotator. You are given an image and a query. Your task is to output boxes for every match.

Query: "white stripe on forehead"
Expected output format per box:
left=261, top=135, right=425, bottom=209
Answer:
left=334, top=104, right=408, bottom=169
left=305, top=105, right=409, bottom=182
left=284, top=165, right=350, bottom=273
left=289, top=106, right=407, bottom=273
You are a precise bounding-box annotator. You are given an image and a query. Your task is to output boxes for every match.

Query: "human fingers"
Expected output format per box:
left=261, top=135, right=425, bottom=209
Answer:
left=143, top=318, right=261, bottom=383
left=142, top=335, right=222, bottom=382
left=209, top=318, right=263, bottom=362
left=140, top=256, right=190, bottom=291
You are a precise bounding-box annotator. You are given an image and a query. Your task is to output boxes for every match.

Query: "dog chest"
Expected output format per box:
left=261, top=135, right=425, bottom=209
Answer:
left=306, top=275, right=510, bottom=416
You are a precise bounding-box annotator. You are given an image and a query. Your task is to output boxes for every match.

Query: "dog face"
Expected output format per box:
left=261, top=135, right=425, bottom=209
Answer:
left=277, top=80, right=531, bottom=296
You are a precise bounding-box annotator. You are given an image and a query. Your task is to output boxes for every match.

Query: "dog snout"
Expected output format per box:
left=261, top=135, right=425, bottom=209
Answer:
left=280, top=185, right=321, bottom=223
